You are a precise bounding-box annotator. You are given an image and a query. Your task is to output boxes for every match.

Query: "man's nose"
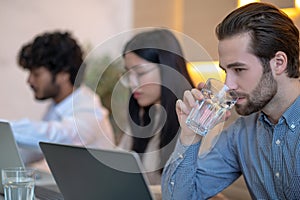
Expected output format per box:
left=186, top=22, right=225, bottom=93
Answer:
left=27, top=73, right=33, bottom=84
left=224, top=75, right=238, bottom=90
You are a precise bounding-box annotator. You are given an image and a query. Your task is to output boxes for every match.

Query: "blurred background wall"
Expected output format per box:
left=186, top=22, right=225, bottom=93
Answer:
left=0, top=0, right=132, bottom=120
left=1, top=0, right=299, bottom=120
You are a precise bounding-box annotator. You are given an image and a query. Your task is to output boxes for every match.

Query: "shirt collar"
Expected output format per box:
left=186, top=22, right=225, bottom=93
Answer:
left=259, top=95, right=300, bottom=131
left=282, top=95, right=300, bottom=131
left=51, top=87, right=81, bottom=116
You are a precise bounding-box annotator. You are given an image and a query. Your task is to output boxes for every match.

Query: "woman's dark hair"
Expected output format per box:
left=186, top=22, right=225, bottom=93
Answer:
left=216, top=2, right=299, bottom=78
left=18, top=31, right=85, bottom=87
left=123, top=28, right=194, bottom=169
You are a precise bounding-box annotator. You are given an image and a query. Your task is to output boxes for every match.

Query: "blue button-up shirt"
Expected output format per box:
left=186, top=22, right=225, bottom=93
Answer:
left=162, top=96, right=300, bottom=200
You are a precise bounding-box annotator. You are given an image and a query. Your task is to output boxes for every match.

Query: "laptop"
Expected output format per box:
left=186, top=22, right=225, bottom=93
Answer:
left=0, top=121, right=24, bottom=194
left=0, top=121, right=63, bottom=199
left=39, top=142, right=155, bottom=200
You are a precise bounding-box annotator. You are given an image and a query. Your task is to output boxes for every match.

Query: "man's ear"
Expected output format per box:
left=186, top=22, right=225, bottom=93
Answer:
left=55, top=72, right=70, bottom=84
left=270, top=51, right=287, bottom=75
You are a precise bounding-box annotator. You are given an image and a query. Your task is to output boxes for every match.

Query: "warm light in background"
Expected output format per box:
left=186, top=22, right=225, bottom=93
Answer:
left=238, top=0, right=259, bottom=7
left=238, top=0, right=300, bottom=19
left=187, top=62, right=226, bottom=86
left=282, top=5, right=300, bottom=18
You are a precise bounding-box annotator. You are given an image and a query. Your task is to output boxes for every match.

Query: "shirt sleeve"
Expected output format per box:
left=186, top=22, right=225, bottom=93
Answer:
left=162, top=140, right=201, bottom=200
left=10, top=88, right=116, bottom=162
left=11, top=117, right=81, bottom=148
left=162, top=127, right=241, bottom=200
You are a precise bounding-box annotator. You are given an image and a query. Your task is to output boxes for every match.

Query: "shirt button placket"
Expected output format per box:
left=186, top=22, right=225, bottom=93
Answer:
left=178, top=153, right=184, bottom=159
left=273, top=124, right=284, bottom=198
left=170, top=181, right=175, bottom=187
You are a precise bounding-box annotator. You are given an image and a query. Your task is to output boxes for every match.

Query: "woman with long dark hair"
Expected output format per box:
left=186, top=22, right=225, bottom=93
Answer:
left=118, top=28, right=193, bottom=184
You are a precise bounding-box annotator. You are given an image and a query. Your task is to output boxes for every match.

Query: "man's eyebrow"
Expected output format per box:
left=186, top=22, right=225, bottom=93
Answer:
left=219, top=62, right=246, bottom=70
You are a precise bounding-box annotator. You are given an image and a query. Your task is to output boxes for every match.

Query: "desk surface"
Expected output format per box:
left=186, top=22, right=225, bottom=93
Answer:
left=0, top=171, right=162, bottom=200
left=1, top=172, right=251, bottom=200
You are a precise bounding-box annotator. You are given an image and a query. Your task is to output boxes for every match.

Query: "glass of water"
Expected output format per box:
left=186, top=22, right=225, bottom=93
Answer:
left=1, top=167, right=35, bottom=200
left=186, top=78, right=238, bottom=136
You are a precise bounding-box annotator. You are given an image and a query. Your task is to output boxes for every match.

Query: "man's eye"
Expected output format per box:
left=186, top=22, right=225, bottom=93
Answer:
left=234, top=68, right=244, bottom=73
left=32, top=72, right=40, bottom=77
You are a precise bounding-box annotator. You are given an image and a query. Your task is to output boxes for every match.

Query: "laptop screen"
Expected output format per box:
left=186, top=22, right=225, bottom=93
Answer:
left=0, top=121, right=24, bottom=194
left=40, top=142, right=154, bottom=200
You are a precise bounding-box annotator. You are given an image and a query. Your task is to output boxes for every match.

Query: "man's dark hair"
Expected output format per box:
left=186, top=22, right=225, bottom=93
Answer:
left=18, top=31, right=85, bottom=87
left=216, top=2, right=300, bottom=78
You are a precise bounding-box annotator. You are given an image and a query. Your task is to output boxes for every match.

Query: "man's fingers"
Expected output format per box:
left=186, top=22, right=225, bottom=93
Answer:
left=183, top=90, right=196, bottom=109
left=176, top=99, right=190, bottom=115
left=191, top=88, right=203, bottom=100
left=197, top=82, right=205, bottom=90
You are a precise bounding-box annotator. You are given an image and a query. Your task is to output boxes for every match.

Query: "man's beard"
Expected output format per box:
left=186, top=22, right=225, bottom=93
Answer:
left=235, top=70, right=277, bottom=116
left=35, top=83, right=60, bottom=101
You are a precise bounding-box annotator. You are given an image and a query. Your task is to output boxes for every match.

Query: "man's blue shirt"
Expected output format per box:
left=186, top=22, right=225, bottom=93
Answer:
left=162, top=96, right=300, bottom=200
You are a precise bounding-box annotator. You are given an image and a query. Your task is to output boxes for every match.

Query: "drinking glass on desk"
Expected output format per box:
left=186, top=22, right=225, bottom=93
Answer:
left=186, top=78, right=238, bottom=136
left=1, top=168, right=35, bottom=200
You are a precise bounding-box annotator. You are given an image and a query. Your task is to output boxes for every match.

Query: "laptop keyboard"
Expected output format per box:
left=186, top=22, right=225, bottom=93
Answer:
left=35, top=185, right=64, bottom=200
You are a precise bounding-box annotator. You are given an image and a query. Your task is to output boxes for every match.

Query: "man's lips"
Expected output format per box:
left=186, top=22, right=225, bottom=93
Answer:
left=30, top=86, right=37, bottom=93
left=32, top=88, right=37, bottom=91
left=236, top=96, right=246, bottom=104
